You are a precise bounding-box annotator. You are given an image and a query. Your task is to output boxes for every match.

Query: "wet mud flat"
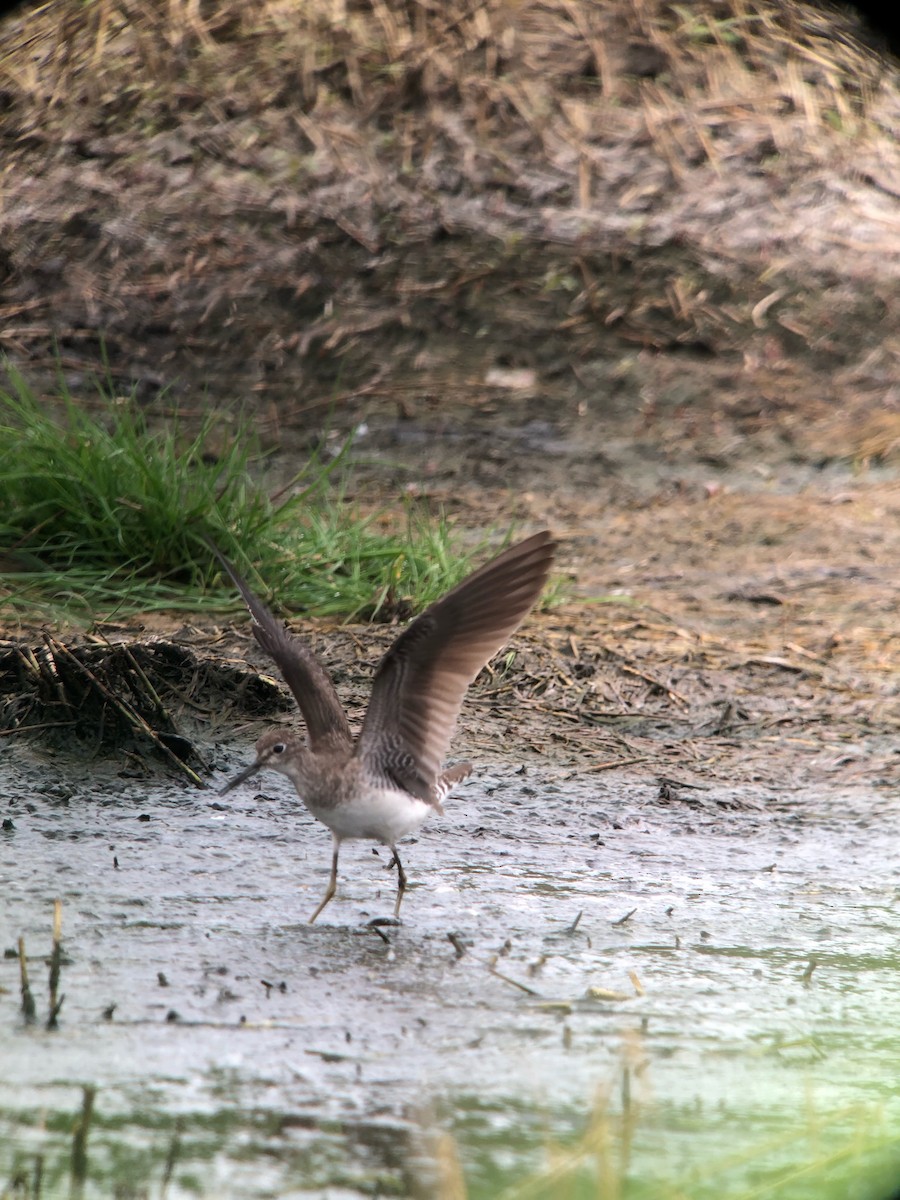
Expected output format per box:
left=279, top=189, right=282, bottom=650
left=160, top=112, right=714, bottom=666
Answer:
left=3, top=738, right=900, bottom=1198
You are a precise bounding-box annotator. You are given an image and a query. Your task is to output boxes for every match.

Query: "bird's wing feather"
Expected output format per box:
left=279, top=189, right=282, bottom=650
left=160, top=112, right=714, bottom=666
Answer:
left=356, top=531, right=555, bottom=802
left=207, top=540, right=352, bottom=750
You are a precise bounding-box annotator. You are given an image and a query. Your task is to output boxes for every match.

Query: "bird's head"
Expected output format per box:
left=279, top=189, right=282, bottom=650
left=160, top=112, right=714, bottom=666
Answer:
left=219, top=728, right=304, bottom=794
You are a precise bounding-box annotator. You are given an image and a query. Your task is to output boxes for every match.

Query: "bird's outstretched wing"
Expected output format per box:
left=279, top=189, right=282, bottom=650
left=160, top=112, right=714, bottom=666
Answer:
left=356, top=531, right=555, bottom=802
left=207, top=540, right=352, bottom=750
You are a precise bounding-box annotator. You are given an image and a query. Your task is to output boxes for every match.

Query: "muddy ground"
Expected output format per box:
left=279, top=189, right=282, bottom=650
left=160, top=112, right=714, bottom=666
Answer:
left=1, top=0, right=900, bottom=1196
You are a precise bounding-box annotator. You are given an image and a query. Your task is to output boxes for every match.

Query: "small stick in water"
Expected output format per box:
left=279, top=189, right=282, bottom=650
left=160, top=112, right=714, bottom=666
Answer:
left=47, top=898, right=64, bottom=1030
left=18, top=937, right=35, bottom=1024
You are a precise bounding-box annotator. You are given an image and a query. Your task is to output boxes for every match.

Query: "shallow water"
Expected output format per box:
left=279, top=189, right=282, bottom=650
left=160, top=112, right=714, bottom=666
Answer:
left=2, top=740, right=900, bottom=1197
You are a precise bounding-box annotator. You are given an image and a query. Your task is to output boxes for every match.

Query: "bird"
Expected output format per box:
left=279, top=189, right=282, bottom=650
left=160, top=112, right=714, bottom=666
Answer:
left=211, top=530, right=556, bottom=924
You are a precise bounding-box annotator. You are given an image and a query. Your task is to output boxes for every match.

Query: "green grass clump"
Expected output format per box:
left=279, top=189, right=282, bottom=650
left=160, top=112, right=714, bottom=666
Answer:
left=0, top=364, right=478, bottom=623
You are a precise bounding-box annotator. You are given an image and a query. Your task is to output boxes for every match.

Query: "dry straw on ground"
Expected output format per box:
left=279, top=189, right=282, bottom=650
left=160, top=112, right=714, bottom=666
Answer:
left=0, top=0, right=898, bottom=405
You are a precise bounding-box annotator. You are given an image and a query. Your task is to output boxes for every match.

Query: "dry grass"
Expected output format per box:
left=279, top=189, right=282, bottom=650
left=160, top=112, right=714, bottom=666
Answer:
left=6, top=1, right=892, bottom=154
left=0, top=631, right=291, bottom=777
left=0, top=0, right=897, bottom=409
left=6, top=570, right=894, bottom=785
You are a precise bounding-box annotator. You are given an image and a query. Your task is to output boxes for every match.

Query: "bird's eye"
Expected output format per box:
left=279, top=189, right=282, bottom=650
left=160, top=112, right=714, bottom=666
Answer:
left=272, top=743, right=286, bottom=755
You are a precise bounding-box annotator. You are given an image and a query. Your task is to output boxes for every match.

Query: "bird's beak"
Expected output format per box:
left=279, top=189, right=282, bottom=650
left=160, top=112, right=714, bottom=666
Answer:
left=220, top=759, right=263, bottom=796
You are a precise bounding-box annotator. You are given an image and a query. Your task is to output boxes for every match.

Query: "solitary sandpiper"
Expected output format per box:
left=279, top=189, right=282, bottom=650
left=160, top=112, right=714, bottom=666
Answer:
left=213, top=531, right=556, bottom=923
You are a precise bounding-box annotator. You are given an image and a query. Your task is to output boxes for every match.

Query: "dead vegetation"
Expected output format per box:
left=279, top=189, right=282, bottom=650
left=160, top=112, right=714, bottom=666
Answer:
left=0, top=0, right=898, bottom=437
left=0, top=633, right=291, bottom=778
left=6, top=562, right=891, bottom=788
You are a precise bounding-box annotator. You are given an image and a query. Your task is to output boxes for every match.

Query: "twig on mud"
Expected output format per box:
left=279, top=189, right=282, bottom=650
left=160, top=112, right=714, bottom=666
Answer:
left=0, top=720, right=77, bottom=737
left=42, top=634, right=204, bottom=785
left=612, top=908, right=637, bottom=927
left=447, top=932, right=468, bottom=958
left=742, top=655, right=807, bottom=674
left=487, top=958, right=542, bottom=997
left=657, top=775, right=710, bottom=791
left=612, top=658, right=688, bottom=706
left=518, top=702, right=581, bottom=723
left=118, top=642, right=171, bottom=725
left=446, top=932, right=541, bottom=996
left=586, top=756, right=649, bottom=772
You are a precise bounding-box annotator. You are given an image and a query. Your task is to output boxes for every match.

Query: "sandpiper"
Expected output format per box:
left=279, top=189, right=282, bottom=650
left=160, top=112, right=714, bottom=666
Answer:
left=213, top=530, right=555, bottom=923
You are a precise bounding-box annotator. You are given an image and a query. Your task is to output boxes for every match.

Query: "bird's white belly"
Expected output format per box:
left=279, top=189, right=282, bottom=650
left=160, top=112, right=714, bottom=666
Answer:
left=306, top=787, right=433, bottom=844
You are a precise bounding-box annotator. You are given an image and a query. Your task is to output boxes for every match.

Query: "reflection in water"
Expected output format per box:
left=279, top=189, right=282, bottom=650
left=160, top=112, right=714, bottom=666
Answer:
left=2, top=1086, right=899, bottom=1199
left=1, top=1095, right=418, bottom=1198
